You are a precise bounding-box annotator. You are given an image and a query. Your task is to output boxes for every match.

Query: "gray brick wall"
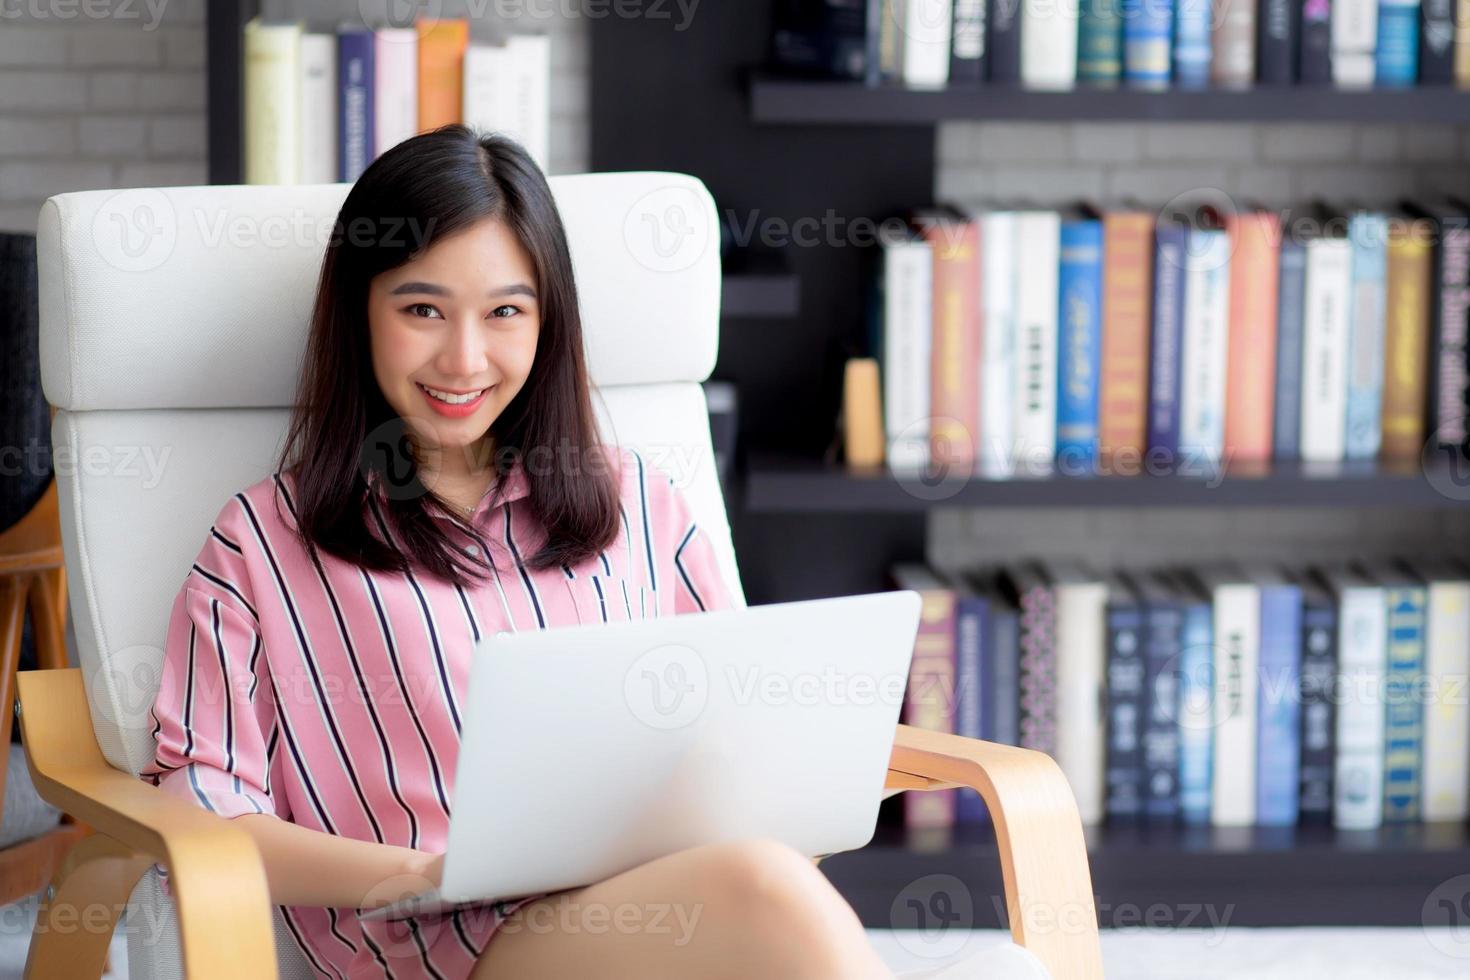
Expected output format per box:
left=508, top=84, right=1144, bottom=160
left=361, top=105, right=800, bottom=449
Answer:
left=936, top=120, right=1470, bottom=208
left=0, top=0, right=590, bottom=233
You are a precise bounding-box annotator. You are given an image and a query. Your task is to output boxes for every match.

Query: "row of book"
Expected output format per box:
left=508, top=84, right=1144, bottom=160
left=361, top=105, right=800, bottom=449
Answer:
left=871, top=199, right=1470, bottom=474
left=770, top=0, right=1470, bottom=90
left=243, top=15, right=551, bottom=186
left=893, top=559, right=1470, bottom=830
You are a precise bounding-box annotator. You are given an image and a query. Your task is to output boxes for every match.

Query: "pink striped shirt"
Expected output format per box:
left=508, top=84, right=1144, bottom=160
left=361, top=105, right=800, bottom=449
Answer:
left=139, top=444, right=736, bottom=979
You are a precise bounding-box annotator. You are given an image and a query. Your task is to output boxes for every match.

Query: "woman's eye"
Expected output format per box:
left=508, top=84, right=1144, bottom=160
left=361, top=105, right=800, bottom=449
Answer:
left=489, top=305, right=520, bottom=319
left=406, top=303, right=442, bottom=319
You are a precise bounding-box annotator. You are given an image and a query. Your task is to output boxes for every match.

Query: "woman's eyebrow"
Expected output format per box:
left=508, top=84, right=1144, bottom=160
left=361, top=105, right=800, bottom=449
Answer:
left=389, top=281, right=537, bottom=300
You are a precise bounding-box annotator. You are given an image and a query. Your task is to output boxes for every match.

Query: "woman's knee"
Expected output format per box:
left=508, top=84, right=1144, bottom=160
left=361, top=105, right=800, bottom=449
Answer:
left=697, top=838, right=861, bottom=929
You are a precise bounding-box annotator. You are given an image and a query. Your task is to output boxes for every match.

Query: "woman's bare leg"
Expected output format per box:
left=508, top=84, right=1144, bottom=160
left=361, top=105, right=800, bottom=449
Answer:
left=471, top=837, right=893, bottom=980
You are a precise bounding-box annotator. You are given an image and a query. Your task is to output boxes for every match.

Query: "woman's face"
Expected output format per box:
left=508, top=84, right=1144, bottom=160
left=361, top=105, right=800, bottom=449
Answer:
left=367, top=215, right=541, bottom=477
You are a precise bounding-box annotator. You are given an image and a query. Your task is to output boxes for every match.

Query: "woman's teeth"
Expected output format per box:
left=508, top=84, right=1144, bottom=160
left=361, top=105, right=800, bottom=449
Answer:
left=419, top=384, right=486, bottom=405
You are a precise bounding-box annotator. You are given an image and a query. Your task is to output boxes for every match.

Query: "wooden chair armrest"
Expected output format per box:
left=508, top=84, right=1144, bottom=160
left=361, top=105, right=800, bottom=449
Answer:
left=884, top=724, right=1105, bottom=980
left=17, top=667, right=278, bottom=979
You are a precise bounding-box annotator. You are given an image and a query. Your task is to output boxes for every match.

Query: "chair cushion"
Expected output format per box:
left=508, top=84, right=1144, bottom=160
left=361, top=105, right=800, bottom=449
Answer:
left=0, top=744, right=61, bottom=849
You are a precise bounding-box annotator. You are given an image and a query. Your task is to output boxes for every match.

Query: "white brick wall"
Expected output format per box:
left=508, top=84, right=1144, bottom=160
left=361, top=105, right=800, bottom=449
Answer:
left=936, top=120, right=1470, bottom=207
left=0, top=0, right=591, bottom=233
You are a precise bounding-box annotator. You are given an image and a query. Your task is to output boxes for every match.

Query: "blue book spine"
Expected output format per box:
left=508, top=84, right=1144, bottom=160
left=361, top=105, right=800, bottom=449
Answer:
left=1173, top=0, right=1213, bottom=87
left=1123, top=0, right=1175, bottom=87
left=1298, top=591, right=1338, bottom=823
left=1383, top=586, right=1426, bottom=822
left=338, top=30, right=376, bottom=183
left=1345, top=213, right=1387, bottom=459
left=1143, top=602, right=1184, bottom=820
left=1079, top=0, right=1124, bottom=83
left=1273, top=241, right=1308, bottom=461
left=1057, top=219, right=1104, bottom=466
left=1179, top=599, right=1214, bottom=825
left=1256, top=585, right=1304, bottom=826
left=1147, top=225, right=1188, bottom=458
left=954, top=592, right=990, bottom=823
left=990, top=603, right=1021, bottom=746
left=1105, top=598, right=1147, bottom=820
left=1375, top=0, right=1422, bottom=85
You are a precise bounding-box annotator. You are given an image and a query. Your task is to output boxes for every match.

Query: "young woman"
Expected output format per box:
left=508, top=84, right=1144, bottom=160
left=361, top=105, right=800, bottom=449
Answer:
left=138, top=126, right=896, bottom=980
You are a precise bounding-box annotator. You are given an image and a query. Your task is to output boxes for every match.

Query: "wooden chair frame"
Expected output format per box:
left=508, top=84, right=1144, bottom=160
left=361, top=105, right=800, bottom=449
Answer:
left=15, top=662, right=1104, bottom=979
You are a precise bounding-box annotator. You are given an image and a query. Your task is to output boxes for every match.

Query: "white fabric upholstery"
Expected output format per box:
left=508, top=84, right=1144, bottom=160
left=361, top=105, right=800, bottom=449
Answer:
left=36, top=173, right=743, bottom=980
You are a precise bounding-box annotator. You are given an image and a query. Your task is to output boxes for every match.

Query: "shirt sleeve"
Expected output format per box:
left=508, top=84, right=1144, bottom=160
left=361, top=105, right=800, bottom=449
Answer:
left=661, top=471, right=739, bottom=616
left=137, top=500, right=288, bottom=895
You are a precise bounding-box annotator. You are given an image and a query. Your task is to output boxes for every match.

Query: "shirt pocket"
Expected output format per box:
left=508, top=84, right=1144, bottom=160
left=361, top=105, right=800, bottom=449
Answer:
left=585, top=574, right=656, bottom=624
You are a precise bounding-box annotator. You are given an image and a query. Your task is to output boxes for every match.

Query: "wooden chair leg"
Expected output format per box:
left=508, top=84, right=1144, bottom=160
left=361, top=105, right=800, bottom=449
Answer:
left=24, top=833, right=152, bottom=980
left=28, top=567, right=68, bottom=671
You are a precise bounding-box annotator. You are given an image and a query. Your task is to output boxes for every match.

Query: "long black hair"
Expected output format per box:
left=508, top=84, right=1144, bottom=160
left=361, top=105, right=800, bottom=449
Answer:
left=276, top=125, right=622, bottom=588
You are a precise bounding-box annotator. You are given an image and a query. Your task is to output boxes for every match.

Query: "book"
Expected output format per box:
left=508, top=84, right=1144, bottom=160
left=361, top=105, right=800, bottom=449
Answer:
left=1021, top=0, right=1080, bottom=88
left=299, top=32, right=338, bottom=184
left=1273, top=238, right=1309, bottom=460
left=1212, top=0, right=1260, bottom=86
left=943, top=568, right=990, bottom=823
left=987, top=0, right=1024, bottom=83
left=891, top=563, right=959, bottom=829
left=1295, top=571, right=1338, bottom=824
left=1148, top=218, right=1189, bottom=462
left=1174, top=0, right=1215, bottom=85
left=903, top=0, right=953, bottom=86
left=1381, top=213, right=1434, bottom=460
left=980, top=211, right=1019, bottom=476
left=876, top=221, right=934, bottom=472
left=1014, top=210, right=1061, bottom=473
left=1300, top=209, right=1352, bottom=462
left=244, top=16, right=302, bottom=185
left=416, top=18, right=468, bottom=132
left=1300, top=0, right=1334, bottom=82
left=921, top=211, right=982, bottom=473
left=1079, top=0, right=1125, bottom=85
left=1223, top=208, right=1282, bottom=462
left=1104, top=573, right=1147, bottom=821
left=1367, top=563, right=1427, bottom=823
left=1173, top=572, right=1215, bottom=826
left=972, top=572, right=1022, bottom=749
left=1178, top=226, right=1232, bottom=465
left=1332, top=0, right=1380, bottom=85
left=1404, top=197, right=1470, bottom=454
left=1136, top=573, right=1186, bottom=822
left=1193, top=564, right=1260, bottom=827
left=1258, top=0, right=1301, bottom=82
left=1374, top=0, right=1421, bottom=84
left=1419, top=0, right=1457, bottom=82
left=1318, top=563, right=1387, bottom=829
left=1249, top=565, right=1303, bottom=827
left=1045, top=562, right=1110, bottom=825
left=1344, top=208, right=1388, bottom=460
left=1401, top=559, right=1470, bottom=821
left=1099, top=209, right=1155, bottom=472
left=1002, top=563, right=1058, bottom=756
left=1123, top=0, right=1175, bottom=87
left=1057, top=207, right=1104, bottom=467
left=338, top=25, right=376, bottom=183
left=374, top=24, right=418, bottom=157
left=950, top=0, right=989, bottom=85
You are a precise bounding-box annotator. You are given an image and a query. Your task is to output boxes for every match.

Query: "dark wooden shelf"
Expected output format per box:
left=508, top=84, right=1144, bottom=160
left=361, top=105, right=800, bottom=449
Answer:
left=743, top=453, right=1470, bottom=512
left=749, top=75, right=1470, bottom=125
left=721, top=272, right=799, bottom=318
left=822, top=819, right=1470, bottom=928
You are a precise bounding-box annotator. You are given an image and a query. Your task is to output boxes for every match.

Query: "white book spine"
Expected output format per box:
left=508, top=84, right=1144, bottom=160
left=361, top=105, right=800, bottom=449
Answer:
left=1053, top=581, right=1109, bottom=824
left=980, top=211, right=1017, bottom=478
left=1334, top=586, right=1387, bottom=829
left=903, top=0, right=953, bottom=88
left=1332, top=0, right=1380, bottom=85
left=1021, top=0, right=1079, bottom=89
left=464, top=43, right=514, bottom=137
left=1422, top=579, right=1470, bottom=821
left=1300, top=238, right=1352, bottom=461
left=243, top=22, right=301, bottom=185
left=884, top=240, right=933, bottom=471
left=508, top=34, right=551, bottom=170
left=1179, top=231, right=1231, bottom=460
left=374, top=28, right=418, bottom=157
left=1013, top=212, right=1059, bottom=472
left=299, top=33, right=337, bottom=184
left=1211, top=583, right=1259, bottom=826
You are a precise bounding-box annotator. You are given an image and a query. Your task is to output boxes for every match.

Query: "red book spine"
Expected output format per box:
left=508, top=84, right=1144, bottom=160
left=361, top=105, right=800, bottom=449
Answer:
left=1223, top=211, right=1282, bottom=462
left=923, top=220, right=981, bottom=474
left=1098, top=212, right=1154, bottom=472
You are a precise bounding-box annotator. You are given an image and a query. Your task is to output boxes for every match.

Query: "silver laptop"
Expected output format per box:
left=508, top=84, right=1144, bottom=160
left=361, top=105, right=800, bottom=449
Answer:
left=358, top=589, right=922, bottom=922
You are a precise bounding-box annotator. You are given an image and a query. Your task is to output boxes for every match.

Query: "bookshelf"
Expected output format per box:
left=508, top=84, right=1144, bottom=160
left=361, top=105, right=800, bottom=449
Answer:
left=204, top=2, right=1470, bottom=931
left=748, top=74, right=1470, bottom=124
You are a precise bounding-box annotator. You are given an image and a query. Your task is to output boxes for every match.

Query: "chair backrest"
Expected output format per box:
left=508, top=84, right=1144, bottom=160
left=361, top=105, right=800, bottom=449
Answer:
left=37, top=171, right=741, bottom=979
